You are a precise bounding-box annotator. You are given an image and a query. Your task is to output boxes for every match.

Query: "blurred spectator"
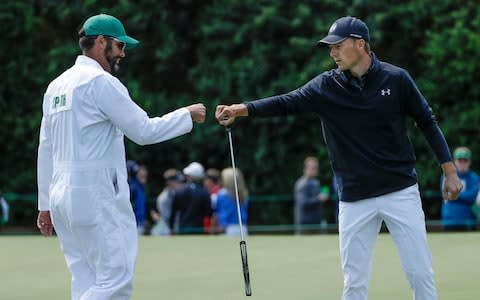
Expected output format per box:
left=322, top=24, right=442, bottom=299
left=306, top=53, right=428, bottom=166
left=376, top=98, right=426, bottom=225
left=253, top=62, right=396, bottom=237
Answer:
left=475, top=185, right=480, bottom=220
left=212, top=168, right=249, bottom=236
left=204, top=168, right=222, bottom=208
left=151, top=168, right=184, bottom=236
left=440, top=147, right=479, bottom=231
left=0, top=190, right=9, bottom=225
left=203, top=168, right=222, bottom=232
left=137, top=164, right=151, bottom=230
left=294, top=157, right=329, bottom=234
left=137, top=164, right=148, bottom=185
left=127, top=160, right=147, bottom=235
left=170, top=162, right=212, bottom=234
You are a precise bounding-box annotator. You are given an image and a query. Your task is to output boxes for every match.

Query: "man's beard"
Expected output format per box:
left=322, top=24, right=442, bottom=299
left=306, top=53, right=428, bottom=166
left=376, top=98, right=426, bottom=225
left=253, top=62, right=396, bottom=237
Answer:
left=104, top=42, right=120, bottom=73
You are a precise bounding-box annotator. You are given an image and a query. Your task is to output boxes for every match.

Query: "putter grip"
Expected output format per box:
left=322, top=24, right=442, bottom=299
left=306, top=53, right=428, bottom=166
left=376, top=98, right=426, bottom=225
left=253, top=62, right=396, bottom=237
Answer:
left=223, top=116, right=232, bottom=132
left=240, top=240, right=252, bottom=296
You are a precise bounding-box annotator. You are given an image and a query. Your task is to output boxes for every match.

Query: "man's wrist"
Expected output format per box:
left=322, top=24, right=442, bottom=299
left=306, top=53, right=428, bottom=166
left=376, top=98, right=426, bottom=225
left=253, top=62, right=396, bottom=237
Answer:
left=232, top=104, right=248, bottom=117
left=441, top=161, right=457, bottom=176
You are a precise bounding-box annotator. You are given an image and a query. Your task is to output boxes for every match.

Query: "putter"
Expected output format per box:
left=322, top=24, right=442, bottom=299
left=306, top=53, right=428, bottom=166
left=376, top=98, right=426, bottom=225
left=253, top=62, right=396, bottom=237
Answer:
left=225, top=124, right=252, bottom=296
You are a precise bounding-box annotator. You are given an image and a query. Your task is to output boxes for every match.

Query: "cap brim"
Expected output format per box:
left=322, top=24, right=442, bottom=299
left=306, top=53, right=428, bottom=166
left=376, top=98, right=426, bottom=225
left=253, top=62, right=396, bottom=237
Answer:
left=117, top=35, right=140, bottom=50
left=316, top=35, right=347, bottom=48
left=454, top=154, right=471, bottom=160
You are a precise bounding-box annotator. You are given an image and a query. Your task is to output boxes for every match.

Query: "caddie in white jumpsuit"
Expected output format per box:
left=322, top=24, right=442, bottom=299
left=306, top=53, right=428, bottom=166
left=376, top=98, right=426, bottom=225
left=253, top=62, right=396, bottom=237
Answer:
left=36, top=14, right=206, bottom=300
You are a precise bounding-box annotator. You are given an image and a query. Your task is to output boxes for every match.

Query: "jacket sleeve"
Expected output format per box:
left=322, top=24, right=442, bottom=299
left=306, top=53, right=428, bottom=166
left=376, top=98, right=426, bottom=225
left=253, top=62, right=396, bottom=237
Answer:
left=402, top=71, right=452, bottom=164
left=37, top=116, right=53, bottom=211
left=246, top=76, right=323, bottom=117
left=94, top=75, right=193, bottom=146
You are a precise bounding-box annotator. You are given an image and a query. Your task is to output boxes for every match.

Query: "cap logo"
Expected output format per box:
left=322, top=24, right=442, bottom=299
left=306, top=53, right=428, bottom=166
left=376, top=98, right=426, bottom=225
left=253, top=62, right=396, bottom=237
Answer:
left=329, top=22, right=337, bottom=33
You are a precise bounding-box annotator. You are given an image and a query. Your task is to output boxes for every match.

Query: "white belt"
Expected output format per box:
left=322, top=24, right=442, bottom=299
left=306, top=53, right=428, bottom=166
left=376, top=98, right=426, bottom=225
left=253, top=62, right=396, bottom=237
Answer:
left=54, top=160, right=115, bottom=171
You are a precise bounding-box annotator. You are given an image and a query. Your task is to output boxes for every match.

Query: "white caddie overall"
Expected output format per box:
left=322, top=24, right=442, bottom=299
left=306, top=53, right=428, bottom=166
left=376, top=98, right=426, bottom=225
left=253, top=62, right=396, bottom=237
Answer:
left=38, top=55, right=193, bottom=300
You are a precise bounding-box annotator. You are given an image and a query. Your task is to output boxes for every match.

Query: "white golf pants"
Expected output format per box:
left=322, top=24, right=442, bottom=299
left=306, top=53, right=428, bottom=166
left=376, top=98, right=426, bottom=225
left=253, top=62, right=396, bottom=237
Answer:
left=338, top=184, right=437, bottom=300
left=50, top=167, right=137, bottom=300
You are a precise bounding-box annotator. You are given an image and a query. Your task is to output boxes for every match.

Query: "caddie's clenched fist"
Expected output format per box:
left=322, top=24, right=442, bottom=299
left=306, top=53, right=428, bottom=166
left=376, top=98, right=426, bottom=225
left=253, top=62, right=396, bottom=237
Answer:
left=186, top=103, right=206, bottom=123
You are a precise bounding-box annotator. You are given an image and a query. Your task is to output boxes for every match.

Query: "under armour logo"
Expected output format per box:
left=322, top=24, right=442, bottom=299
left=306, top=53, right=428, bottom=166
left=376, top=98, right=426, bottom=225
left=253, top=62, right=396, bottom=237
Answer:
left=381, top=89, right=391, bottom=96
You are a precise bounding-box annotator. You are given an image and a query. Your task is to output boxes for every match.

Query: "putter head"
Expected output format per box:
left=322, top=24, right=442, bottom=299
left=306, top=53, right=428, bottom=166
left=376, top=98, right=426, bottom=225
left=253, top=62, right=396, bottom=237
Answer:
left=240, top=241, right=252, bottom=296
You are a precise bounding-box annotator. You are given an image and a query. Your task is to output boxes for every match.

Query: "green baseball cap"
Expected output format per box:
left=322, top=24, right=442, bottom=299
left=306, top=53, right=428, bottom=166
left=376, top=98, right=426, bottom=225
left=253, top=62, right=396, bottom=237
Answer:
left=82, top=14, right=139, bottom=50
left=453, top=147, right=472, bottom=160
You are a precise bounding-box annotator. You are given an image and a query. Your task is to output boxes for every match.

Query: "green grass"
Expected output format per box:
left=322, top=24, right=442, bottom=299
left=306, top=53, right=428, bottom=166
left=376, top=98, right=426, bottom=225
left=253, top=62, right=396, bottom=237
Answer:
left=0, top=233, right=478, bottom=299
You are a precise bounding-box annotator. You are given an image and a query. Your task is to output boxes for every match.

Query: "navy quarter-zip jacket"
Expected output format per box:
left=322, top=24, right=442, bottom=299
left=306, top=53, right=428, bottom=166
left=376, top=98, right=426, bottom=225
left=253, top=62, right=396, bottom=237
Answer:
left=246, top=53, right=451, bottom=202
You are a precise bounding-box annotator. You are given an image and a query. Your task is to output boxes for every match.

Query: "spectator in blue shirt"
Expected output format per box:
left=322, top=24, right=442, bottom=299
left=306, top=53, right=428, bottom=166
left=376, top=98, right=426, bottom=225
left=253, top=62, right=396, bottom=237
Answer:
left=127, top=160, right=147, bottom=234
left=212, top=167, right=248, bottom=236
left=441, top=147, right=478, bottom=230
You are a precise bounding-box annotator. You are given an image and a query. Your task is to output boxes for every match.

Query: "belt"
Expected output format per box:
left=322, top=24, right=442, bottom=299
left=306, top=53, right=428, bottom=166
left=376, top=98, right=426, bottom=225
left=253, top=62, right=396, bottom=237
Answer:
left=54, top=160, right=115, bottom=170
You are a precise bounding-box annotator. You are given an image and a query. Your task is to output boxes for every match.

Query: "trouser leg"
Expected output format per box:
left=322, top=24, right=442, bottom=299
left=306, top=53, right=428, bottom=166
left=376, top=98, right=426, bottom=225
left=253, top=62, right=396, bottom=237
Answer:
left=51, top=208, right=95, bottom=300
left=339, top=199, right=383, bottom=300
left=380, top=185, right=437, bottom=300
left=52, top=199, right=137, bottom=300
left=78, top=205, right=137, bottom=300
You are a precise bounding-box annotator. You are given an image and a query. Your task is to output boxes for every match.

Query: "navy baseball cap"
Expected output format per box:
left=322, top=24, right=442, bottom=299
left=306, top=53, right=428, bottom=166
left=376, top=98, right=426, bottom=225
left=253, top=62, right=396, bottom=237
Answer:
left=317, top=16, right=369, bottom=47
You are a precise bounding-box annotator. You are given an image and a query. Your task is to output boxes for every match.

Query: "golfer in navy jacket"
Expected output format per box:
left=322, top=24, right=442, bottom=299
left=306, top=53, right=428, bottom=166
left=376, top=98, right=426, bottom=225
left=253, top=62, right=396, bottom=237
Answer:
left=216, top=16, right=463, bottom=300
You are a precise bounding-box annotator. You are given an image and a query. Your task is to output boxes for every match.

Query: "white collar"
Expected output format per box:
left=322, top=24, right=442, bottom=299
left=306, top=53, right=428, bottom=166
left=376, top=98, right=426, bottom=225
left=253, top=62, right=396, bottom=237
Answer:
left=75, top=55, right=104, bottom=71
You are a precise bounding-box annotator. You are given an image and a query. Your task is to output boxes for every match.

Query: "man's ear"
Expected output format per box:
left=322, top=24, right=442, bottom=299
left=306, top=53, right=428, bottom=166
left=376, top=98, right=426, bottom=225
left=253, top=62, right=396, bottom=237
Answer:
left=96, top=35, right=106, bottom=49
left=356, top=39, right=365, bottom=50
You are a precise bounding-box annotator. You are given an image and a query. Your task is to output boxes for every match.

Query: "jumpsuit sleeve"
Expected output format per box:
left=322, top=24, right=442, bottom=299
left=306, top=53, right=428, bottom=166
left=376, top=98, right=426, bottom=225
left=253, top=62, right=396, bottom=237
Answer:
left=94, top=75, right=193, bottom=146
left=37, top=115, right=53, bottom=211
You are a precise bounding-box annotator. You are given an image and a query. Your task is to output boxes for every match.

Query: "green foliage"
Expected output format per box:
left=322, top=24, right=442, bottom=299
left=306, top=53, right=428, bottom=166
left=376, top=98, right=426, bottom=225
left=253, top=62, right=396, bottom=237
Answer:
left=1, top=0, right=479, bottom=200
left=419, top=1, right=480, bottom=143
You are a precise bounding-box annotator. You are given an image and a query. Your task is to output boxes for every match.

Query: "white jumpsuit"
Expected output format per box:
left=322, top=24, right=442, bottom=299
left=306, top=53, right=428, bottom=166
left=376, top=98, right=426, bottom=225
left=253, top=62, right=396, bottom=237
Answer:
left=37, top=55, right=193, bottom=300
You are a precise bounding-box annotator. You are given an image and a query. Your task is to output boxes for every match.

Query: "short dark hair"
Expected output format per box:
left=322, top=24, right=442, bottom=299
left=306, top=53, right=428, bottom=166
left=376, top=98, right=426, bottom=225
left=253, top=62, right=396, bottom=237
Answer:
left=352, top=38, right=370, bottom=54
left=206, top=168, right=221, bottom=183
left=78, top=28, right=97, bottom=51
left=365, top=42, right=371, bottom=54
